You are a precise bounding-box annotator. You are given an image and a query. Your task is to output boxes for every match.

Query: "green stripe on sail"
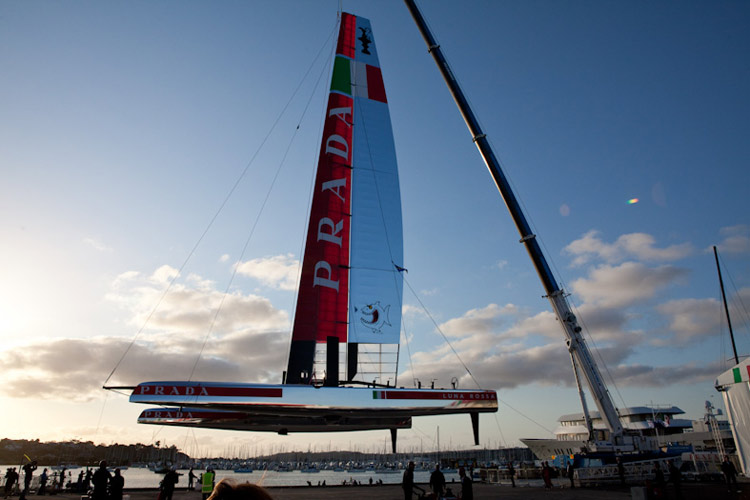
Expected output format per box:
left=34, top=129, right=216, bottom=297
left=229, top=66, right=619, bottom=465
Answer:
left=372, top=390, right=381, bottom=400
left=734, top=367, right=742, bottom=383
left=330, top=56, right=351, bottom=96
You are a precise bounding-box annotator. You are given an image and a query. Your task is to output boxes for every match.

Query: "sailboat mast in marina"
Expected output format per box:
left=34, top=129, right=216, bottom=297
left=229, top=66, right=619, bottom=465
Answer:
left=119, top=11, right=497, bottom=452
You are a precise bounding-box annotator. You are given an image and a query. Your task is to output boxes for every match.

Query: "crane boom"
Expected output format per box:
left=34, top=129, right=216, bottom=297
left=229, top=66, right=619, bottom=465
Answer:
left=404, top=0, right=626, bottom=440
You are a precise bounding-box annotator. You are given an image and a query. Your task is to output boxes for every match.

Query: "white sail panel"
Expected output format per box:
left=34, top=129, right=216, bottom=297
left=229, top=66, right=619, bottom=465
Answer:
left=349, top=94, right=402, bottom=344
left=347, top=16, right=402, bottom=345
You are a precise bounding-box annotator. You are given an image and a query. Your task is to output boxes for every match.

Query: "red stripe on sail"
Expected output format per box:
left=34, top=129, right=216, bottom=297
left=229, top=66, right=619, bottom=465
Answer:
left=337, top=13, right=356, bottom=58
left=366, top=65, right=387, bottom=103
left=291, top=91, right=353, bottom=342
left=378, top=391, right=497, bottom=401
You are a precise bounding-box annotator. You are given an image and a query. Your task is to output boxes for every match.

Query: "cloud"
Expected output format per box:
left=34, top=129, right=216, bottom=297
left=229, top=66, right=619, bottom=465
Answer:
left=402, top=304, right=427, bottom=318
left=570, top=262, right=688, bottom=309
left=607, top=361, right=723, bottom=387
left=656, top=298, right=721, bottom=346
left=402, top=331, right=644, bottom=391
left=564, top=231, right=693, bottom=266
left=235, top=254, right=299, bottom=291
left=107, top=268, right=288, bottom=335
left=403, top=301, right=717, bottom=392
left=83, top=237, right=112, bottom=252
left=394, top=228, right=727, bottom=399
left=714, top=225, right=750, bottom=255
left=439, top=304, right=519, bottom=338
left=0, top=265, right=292, bottom=401
left=0, top=331, right=288, bottom=402
left=150, top=265, right=180, bottom=285
left=502, top=310, right=559, bottom=340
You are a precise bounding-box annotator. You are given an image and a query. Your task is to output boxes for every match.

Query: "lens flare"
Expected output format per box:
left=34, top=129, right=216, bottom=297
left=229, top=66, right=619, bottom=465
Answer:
left=627, top=198, right=639, bottom=205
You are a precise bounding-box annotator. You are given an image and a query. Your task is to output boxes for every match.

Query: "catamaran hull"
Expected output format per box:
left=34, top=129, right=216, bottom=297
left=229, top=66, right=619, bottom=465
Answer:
left=130, top=382, right=498, bottom=424
left=137, top=407, right=412, bottom=433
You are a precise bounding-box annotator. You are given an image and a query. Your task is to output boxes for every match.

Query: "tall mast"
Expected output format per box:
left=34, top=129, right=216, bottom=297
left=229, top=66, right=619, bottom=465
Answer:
left=714, top=245, right=739, bottom=364
left=404, top=0, right=625, bottom=439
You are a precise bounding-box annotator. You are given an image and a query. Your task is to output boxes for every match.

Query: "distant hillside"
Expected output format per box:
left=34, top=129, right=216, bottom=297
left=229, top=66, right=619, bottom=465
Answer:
left=0, top=438, right=188, bottom=466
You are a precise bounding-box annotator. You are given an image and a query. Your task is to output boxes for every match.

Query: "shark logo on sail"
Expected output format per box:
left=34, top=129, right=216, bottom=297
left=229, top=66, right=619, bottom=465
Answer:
left=356, top=301, right=391, bottom=334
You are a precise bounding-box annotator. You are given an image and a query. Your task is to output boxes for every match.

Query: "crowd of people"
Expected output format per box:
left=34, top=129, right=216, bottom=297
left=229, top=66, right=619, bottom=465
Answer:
left=401, top=462, right=473, bottom=500
left=2, top=460, right=125, bottom=500
left=3, top=454, right=744, bottom=500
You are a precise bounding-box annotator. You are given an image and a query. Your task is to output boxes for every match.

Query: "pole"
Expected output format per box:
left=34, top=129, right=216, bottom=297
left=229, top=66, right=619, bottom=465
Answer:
left=714, top=246, right=739, bottom=364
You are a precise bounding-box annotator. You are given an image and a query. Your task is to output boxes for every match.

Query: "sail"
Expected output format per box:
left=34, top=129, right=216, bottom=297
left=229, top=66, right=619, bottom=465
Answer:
left=346, top=15, right=403, bottom=345
left=287, top=13, right=402, bottom=383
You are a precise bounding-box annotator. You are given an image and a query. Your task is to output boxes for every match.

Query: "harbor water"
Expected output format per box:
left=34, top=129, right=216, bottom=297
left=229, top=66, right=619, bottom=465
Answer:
left=2, top=466, right=465, bottom=489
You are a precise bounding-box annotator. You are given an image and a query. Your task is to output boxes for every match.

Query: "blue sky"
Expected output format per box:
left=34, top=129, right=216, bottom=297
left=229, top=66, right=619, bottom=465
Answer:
left=1, top=0, right=749, bottom=456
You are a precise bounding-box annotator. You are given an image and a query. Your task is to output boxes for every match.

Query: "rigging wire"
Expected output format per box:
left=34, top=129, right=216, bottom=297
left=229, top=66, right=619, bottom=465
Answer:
left=488, top=129, right=631, bottom=411
left=403, top=272, right=554, bottom=434
left=719, top=251, right=750, bottom=340
left=344, top=75, right=404, bottom=385
left=285, top=18, right=341, bottom=374
left=492, top=413, right=508, bottom=447
left=567, top=294, right=630, bottom=412
left=480, top=129, right=631, bottom=412
left=104, top=17, right=340, bottom=388
left=426, top=30, right=631, bottom=418
left=401, top=306, right=418, bottom=386
left=188, top=87, right=320, bottom=381
left=93, top=390, right=110, bottom=438
left=402, top=275, right=482, bottom=389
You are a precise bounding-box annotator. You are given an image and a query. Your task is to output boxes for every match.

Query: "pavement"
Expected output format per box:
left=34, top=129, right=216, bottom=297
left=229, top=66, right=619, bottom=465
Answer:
left=44, top=482, right=750, bottom=500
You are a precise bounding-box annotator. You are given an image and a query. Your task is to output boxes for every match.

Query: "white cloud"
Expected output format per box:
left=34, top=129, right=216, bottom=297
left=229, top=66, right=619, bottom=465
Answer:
left=608, top=362, right=722, bottom=387
left=235, top=254, right=299, bottom=291
left=150, top=265, right=180, bottom=285
left=657, top=298, right=721, bottom=346
left=502, top=310, right=559, bottom=340
left=565, top=230, right=693, bottom=266
left=570, top=262, right=688, bottom=309
left=83, top=237, right=112, bottom=252
left=439, top=303, right=518, bottom=338
left=0, top=265, right=292, bottom=401
left=715, top=225, right=750, bottom=255
left=108, top=267, right=289, bottom=335
left=402, top=299, right=716, bottom=391
left=0, top=331, right=288, bottom=401
left=399, top=227, right=716, bottom=393
left=402, top=304, right=427, bottom=317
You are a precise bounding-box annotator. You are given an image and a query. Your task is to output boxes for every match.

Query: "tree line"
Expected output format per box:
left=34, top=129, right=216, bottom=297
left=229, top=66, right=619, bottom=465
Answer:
left=0, top=438, right=189, bottom=466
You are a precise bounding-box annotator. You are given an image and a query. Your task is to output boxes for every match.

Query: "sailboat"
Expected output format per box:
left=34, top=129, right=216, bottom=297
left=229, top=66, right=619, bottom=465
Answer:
left=126, top=11, right=497, bottom=451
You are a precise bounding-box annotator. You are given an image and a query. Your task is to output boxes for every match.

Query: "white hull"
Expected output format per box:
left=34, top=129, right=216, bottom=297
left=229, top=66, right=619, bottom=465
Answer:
left=130, top=381, right=497, bottom=433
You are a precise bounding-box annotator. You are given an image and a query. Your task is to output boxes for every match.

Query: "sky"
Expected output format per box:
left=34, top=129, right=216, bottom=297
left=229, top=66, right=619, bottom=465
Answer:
left=1, top=0, right=749, bottom=458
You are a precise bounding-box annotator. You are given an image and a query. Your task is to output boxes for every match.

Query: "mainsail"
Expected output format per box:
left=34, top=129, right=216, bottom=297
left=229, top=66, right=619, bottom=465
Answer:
left=287, top=13, right=403, bottom=384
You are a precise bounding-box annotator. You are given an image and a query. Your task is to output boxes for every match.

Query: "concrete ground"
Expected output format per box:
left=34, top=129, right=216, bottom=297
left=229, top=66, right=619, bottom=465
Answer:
left=47, top=482, right=750, bottom=500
